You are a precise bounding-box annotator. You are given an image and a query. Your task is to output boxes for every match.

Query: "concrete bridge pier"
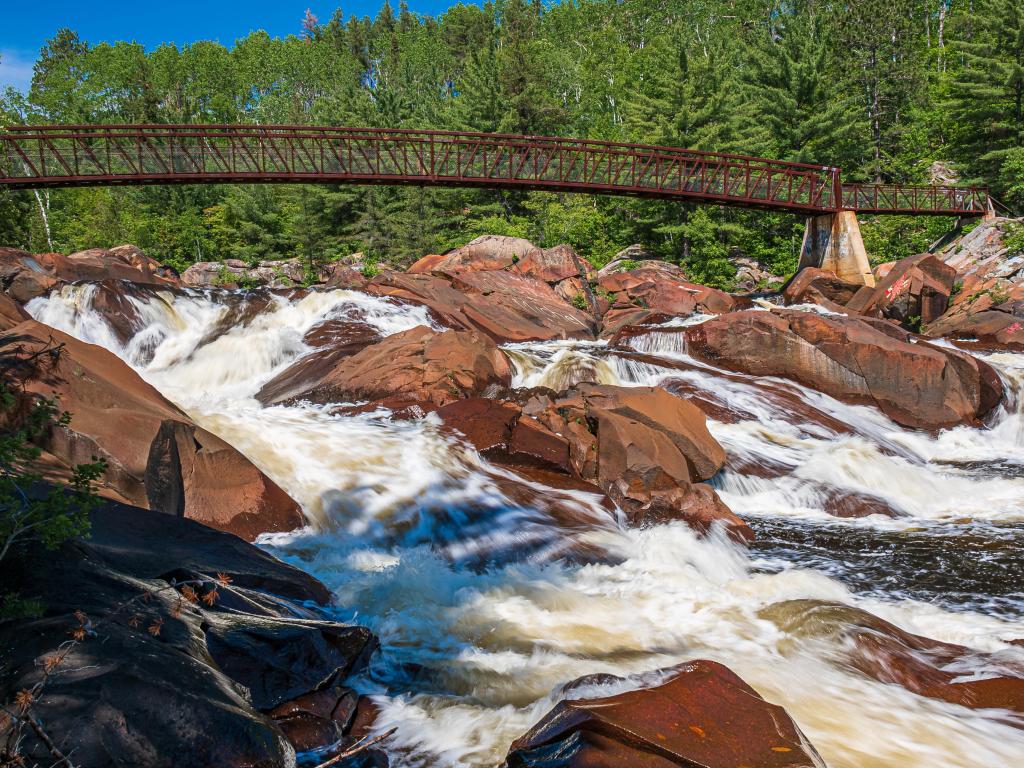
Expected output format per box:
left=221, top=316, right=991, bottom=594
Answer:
left=798, top=210, right=875, bottom=287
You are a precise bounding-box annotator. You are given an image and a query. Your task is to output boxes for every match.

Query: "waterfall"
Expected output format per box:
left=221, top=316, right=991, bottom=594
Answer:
left=26, top=284, right=1024, bottom=768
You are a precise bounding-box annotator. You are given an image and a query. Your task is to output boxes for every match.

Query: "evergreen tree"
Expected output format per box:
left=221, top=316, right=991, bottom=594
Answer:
left=945, top=0, right=1024, bottom=193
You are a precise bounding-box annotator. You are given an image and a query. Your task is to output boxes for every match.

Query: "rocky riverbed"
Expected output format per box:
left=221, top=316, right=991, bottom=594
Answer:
left=1, top=223, right=1023, bottom=767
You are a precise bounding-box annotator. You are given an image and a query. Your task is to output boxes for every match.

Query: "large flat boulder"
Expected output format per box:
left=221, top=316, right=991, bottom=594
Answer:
left=368, top=269, right=594, bottom=343
left=783, top=267, right=861, bottom=311
left=258, top=325, right=512, bottom=408
left=504, top=660, right=824, bottom=767
left=0, top=500, right=378, bottom=767
left=514, top=244, right=594, bottom=283
left=684, top=309, right=1003, bottom=430
left=408, top=234, right=541, bottom=273
left=1, top=320, right=303, bottom=539
left=1, top=245, right=179, bottom=302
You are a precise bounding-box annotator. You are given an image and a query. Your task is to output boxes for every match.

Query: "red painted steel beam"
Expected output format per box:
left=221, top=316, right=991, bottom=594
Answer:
left=0, top=124, right=989, bottom=216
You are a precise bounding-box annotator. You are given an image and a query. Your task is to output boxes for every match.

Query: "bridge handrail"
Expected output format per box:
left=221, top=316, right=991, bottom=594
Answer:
left=0, top=123, right=834, bottom=175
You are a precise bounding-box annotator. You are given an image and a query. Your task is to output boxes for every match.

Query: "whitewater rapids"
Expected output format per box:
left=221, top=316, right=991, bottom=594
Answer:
left=28, top=284, right=1024, bottom=768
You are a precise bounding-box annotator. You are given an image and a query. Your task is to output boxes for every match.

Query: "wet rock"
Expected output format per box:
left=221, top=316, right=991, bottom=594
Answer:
left=259, top=326, right=511, bottom=408
left=783, top=267, right=861, bottom=310
left=521, top=384, right=750, bottom=541
left=0, top=319, right=304, bottom=539
left=1, top=244, right=179, bottom=302
left=437, top=398, right=573, bottom=473
left=204, top=614, right=376, bottom=710
left=368, top=269, right=594, bottom=343
left=408, top=234, right=541, bottom=273
left=684, top=308, right=1003, bottom=430
left=504, top=660, right=825, bottom=768
left=596, top=266, right=735, bottom=337
left=765, top=600, right=1024, bottom=722
left=0, top=499, right=374, bottom=768
left=846, top=253, right=956, bottom=327
left=925, top=309, right=1024, bottom=351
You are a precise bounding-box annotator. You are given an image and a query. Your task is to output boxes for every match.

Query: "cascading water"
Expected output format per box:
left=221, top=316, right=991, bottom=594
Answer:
left=27, top=285, right=1024, bottom=768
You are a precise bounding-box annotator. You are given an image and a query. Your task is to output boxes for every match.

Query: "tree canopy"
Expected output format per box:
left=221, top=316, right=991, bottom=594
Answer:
left=1, top=0, right=1021, bottom=285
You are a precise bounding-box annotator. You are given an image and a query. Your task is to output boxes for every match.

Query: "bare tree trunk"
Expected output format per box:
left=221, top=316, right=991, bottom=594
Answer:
left=938, top=0, right=949, bottom=71
left=32, top=189, right=53, bottom=251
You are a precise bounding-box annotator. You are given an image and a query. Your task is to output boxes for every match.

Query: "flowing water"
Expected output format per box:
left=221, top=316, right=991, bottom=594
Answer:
left=27, top=284, right=1024, bottom=768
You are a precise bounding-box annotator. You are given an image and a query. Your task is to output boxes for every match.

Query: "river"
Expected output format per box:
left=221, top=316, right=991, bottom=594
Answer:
left=27, top=283, right=1024, bottom=768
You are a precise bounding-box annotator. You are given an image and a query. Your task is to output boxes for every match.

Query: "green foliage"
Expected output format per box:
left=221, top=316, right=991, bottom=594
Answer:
left=859, top=216, right=958, bottom=266
left=570, top=292, right=588, bottom=311
left=1004, top=222, right=1024, bottom=256
left=1, top=0, right=1019, bottom=267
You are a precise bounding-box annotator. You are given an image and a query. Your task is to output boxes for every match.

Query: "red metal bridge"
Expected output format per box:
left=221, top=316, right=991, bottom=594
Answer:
left=0, top=124, right=989, bottom=216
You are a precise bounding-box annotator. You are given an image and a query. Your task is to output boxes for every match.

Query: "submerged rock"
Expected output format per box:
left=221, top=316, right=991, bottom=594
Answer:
left=765, top=600, right=1024, bottom=723
left=504, top=660, right=825, bottom=767
left=0, top=320, right=303, bottom=539
left=684, top=309, right=1003, bottom=430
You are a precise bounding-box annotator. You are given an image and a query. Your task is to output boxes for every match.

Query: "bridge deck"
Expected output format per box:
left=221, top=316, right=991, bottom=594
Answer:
left=0, top=125, right=988, bottom=216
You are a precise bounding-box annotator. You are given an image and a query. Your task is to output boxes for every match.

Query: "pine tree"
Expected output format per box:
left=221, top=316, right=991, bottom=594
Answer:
left=741, top=10, right=863, bottom=166
left=945, top=0, right=1024, bottom=192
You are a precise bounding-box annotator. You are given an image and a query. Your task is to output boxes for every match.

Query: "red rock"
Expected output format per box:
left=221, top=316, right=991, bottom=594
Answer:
left=259, top=326, right=512, bottom=408
left=321, top=263, right=368, bottom=289
left=437, top=398, right=520, bottom=454
left=409, top=234, right=540, bottom=273
left=521, top=384, right=749, bottom=541
left=684, top=309, right=1003, bottom=430
left=925, top=309, right=1024, bottom=351
left=368, top=269, right=594, bottom=343
left=783, top=267, right=861, bottom=310
left=767, top=600, right=1024, bottom=722
left=847, top=253, right=956, bottom=326
left=1, top=320, right=303, bottom=539
left=504, top=660, right=824, bottom=768
left=0, top=291, right=29, bottom=330
left=514, top=244, right=593, bottom=283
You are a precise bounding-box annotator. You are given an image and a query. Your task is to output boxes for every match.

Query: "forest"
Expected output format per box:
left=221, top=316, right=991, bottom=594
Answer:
left=0, top=0, right=1022, bottom=288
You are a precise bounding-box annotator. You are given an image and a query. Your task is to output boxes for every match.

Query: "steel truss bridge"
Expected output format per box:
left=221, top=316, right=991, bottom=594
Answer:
left=0, top=124, right=989, bottom=216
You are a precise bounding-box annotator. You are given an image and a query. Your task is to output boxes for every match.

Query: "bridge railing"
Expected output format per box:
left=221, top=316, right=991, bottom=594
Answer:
left=0, top=124, right=989, bottom=216
left=0, top=124, right=838, bottom=213
left=842, top=183, right=988, bottom=215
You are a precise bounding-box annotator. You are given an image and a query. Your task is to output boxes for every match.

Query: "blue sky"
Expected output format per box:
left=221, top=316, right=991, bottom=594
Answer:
left=0, top=1, right=467, bottom=93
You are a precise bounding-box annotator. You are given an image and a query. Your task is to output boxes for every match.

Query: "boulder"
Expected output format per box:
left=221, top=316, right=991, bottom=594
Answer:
left=684, top=309, right=1003, bottom=430
left=1, top=320, right=304, bottom=539
left=783, top=267, right=860, bottom=311
left=596, top=267, right=735, bottom=334
left=0, top=499, right=376, bottom=768
left=925, top=308, right=1024, bottom=351
left=436, top=398, right=572, bottom=474
left=504, top=660, right=825, bottom=768
left=520, top=384, right=750, bottom=541
left=257, top=326, right=512, bottom=408
left=408, top=234, right=540, bottom=273
left=845, top=253, right=956, bottom=327
left=514, top=244, right=593, bottom=283
left=733, top=255, right=784, bottom=293
left=368, top=270, right=594, bottom=343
